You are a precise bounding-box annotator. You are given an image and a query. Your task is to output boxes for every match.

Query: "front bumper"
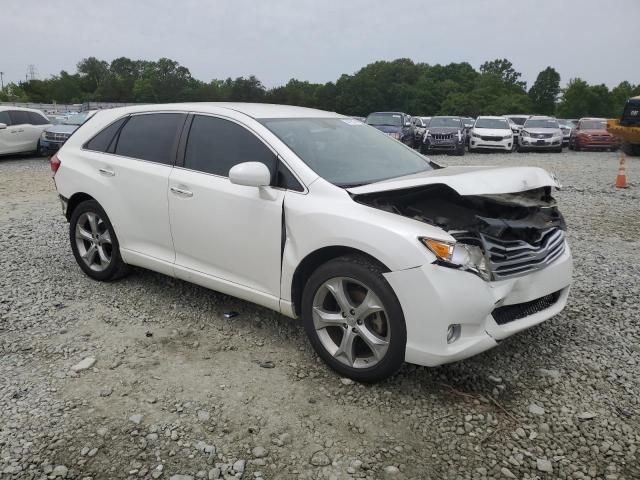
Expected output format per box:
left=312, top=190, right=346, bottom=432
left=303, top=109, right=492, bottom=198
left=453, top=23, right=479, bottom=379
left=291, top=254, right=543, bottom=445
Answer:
left=470, top=137, right=512, bottom=150
left=423, top=139, right=462, bottom=151
left=576, top=137, right=618, bottom=149
left=40, top=138, right=65, bottom=153
left=384, top=242, right=572, bottom=367
left=519, top=136, right=562, bottom=149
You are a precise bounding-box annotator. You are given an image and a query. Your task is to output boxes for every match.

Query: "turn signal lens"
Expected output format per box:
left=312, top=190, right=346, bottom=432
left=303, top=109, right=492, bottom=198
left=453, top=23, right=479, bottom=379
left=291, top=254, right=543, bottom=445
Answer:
left=421, top=238, right=454, bottom=260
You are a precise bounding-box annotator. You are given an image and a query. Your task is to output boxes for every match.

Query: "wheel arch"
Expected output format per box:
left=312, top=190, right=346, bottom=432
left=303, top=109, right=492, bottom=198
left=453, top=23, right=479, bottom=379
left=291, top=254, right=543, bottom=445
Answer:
left=290, top=246, right=391, bottom=317
left=65, top=192, right=96, bottom=221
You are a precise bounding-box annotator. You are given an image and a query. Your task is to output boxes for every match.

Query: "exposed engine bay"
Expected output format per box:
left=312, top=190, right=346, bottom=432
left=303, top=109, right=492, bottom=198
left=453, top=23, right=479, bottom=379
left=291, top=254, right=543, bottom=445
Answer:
left=353, top=184, right=566, bottom=280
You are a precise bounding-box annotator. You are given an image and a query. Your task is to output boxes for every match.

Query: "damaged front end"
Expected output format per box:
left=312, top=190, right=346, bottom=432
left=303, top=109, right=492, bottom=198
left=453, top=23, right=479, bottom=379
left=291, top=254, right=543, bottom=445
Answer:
left=354, top=184, right=566, bottom=281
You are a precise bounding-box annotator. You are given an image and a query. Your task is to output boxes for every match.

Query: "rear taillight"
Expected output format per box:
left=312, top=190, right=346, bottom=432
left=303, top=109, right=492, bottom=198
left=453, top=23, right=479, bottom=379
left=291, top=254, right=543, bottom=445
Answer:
left=50, top=153, right=61, bottom=176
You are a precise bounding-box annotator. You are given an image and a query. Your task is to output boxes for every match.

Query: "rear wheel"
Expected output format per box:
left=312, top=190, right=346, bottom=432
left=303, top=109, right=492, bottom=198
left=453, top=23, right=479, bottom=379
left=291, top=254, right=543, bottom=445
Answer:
left=69, top=200, right=129, bottom=281
left=301, top=255, right=406, bottom=383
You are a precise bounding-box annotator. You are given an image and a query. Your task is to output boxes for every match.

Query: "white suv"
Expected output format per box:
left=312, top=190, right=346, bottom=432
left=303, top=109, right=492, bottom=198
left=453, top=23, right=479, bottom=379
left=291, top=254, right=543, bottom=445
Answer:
left=52, top=103, right=573, bottom=382
left=469, top=116, right=514, bottom=151
left=0, top=106, right=51, bottom=156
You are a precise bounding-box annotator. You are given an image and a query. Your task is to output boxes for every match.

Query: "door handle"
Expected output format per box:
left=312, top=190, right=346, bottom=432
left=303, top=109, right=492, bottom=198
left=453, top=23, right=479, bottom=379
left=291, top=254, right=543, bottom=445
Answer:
left=98, top=167, right=115, bottom=177
left=170, top=186, right=193, bottom=197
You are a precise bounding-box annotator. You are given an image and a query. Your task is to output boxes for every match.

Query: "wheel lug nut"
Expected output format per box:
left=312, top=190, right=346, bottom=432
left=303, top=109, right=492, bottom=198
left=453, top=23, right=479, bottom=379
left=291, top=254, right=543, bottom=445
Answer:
left=343, top=323, right=348, bottom=328
left=350, top=309, right=355, bottom=315
left=357, top=319, right=363, bottom=325
left=352, top=327, right=357, bottom=333
left=341, top=312, right=346, bottom=318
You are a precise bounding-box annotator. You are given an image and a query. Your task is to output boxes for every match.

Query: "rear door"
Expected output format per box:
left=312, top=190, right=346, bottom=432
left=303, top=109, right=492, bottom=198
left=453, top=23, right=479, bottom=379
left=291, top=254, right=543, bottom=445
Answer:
left=83, top=112, right=186, bottom=268
left=168, top=114, right=285, bottom=301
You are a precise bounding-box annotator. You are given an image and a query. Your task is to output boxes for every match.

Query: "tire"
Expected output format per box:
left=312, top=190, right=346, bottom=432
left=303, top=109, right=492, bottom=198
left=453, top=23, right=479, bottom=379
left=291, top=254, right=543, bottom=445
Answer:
left=455, top=145, right=465, bottom=156
left=621, top=143, right=640, bottom=156
left=69, top=200, right=130, bottom=281
left=574, top=143, right=581, bottom=152
left=555, top=147, right=563, bottom=153
left=301, top=255, right=407, bottom=383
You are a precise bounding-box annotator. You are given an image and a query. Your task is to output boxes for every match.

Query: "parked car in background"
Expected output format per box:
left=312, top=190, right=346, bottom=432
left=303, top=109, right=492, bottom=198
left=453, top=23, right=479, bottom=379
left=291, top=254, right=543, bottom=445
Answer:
left=351, top=116, right=366, bottom=122
left=569, top=118, right=619, bottom=151
left=420, top=116, right=466, bottom=155
left=557, top=119, right=574, bottom=146
left=505, top=114, right=529, bottom=143
left=519, top=116, right=563, bottom=153
left=366, top=111, right=415, bottom=148
left=0, top=106, right=51, bottom=156
left=469, top=116, right=514, bottom=152
left=51, top=102, right=572, bottom=382
left=461, top=117, right=475, bottom=145
left=412, top=116, right=431, bottom=145
left=40, top=110, right=99, bottom=154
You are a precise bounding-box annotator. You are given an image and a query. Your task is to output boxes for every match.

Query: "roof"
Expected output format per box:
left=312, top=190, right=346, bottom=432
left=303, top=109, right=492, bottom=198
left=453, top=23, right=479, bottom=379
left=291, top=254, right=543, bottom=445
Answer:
left=476, top=115, right=508, bottom=120
left=90, top=102, right=343, bottom=119
left=578, top=117, right=607, bottom=121
left=528, top=115, right=556, bottom=120
left=0, top=105, right=45, bottom=113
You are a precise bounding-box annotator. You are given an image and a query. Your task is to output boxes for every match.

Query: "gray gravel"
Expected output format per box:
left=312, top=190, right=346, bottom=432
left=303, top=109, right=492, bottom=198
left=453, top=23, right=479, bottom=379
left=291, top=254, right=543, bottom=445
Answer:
left=1, top=150, right=639, bottom=479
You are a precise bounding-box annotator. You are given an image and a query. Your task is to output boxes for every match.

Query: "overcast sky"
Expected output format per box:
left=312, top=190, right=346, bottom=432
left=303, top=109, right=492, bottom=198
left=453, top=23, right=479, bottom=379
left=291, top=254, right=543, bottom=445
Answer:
left=2, top=0, right=638, bottom=89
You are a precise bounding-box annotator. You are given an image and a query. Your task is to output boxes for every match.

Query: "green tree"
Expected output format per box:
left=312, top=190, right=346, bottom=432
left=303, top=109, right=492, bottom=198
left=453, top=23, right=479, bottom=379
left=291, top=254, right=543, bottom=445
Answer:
left=528, top=67, right=561, bottom=115
left=479, top=58, right=526, bottom=91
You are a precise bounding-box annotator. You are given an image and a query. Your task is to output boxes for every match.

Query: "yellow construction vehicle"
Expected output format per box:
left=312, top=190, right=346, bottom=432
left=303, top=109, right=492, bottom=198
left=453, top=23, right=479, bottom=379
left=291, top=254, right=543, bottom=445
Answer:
left=607, top=96, right=640, bottom=156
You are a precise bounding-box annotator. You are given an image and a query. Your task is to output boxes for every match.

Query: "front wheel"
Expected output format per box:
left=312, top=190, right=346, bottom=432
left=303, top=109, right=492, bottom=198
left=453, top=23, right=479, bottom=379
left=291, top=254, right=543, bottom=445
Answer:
left=301, top=255, right=407, bottom=383
left=69, top=200, right=129, bottom=281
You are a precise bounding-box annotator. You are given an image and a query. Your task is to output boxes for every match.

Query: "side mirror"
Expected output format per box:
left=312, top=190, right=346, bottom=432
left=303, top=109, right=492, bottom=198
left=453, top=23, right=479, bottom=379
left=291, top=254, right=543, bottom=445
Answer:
left=229, top=162, right=271, bottom=187
left=0, top=123, right=6, bottom=130
left=405, top=121, right=411, bottom=127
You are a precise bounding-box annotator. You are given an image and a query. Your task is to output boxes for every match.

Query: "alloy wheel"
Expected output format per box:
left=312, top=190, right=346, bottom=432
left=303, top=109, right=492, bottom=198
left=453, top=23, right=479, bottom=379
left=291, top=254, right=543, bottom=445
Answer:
left=312, top=277, right=390, bottom=369
left=74, top=212, right=113, bottom=272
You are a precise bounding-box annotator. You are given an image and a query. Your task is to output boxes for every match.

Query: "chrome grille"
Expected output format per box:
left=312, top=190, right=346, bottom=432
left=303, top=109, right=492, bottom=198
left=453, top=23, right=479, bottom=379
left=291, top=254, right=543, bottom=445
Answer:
left=432, top=133, right=454, bottom=140
left=533, top=133, right=553, bottom=139
left=45, top=132, right=70, bottom=142
left=481, top=136, right=502, bottom=141
left=482, top=228, right=566, bottom=280
left=591, top=135, right=611, bottom=141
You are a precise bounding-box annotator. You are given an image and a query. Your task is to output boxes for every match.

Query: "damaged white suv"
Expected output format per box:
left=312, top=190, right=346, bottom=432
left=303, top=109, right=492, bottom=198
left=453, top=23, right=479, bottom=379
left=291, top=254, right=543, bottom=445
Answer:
left=51, top=104, right=572, bottom=382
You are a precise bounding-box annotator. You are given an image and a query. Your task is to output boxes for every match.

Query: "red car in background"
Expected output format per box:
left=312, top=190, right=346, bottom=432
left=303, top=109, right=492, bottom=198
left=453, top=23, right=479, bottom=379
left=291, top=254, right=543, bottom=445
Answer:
left=569, top=118, right=619, bottom=151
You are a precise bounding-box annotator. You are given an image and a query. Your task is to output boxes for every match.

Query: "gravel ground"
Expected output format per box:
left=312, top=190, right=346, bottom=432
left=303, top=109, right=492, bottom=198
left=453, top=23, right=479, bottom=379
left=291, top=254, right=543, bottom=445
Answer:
left=1, top=150, right=638, bottom=480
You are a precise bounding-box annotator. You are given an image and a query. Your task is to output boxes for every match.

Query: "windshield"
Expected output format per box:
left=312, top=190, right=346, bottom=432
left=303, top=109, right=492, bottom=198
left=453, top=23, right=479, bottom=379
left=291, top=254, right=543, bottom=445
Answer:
left=557, top=120, right=573, bottom=128
left=475, top=118, right=510, bottom=129
left=428, top=117, right=462, bottom=128
left=62, top=112, right=91, bottom=126
left=462, top=118, right=474, bottom=127
left=579, top=120, right=606, bottom=130
left=524, top=118, right=559, bottom=129
left=366, top=113, right=402, bottom=127
left=260, top=118, right=433, bottom=187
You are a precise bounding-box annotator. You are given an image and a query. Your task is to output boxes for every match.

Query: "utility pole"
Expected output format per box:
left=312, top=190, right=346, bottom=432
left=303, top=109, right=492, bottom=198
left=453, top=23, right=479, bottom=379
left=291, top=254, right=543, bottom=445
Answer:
left=27, top=64, right=37, bottom=81
left=0, top=71, right=4, bottom=91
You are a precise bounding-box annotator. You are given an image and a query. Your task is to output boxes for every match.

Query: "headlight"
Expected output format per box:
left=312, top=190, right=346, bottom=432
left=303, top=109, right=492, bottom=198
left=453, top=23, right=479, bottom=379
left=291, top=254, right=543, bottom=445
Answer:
left=420, top=238, right=491, bottom=280
left=503, top=133, right=513, bottom=139
left=471, top=132, right=481, bottom=138
left=41, top=131, right=47, bottom=139
left=521, top=130, right=531, bottom=137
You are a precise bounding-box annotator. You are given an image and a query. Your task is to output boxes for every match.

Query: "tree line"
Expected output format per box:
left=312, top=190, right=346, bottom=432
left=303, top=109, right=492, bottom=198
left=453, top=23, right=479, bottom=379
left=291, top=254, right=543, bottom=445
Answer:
left=1, top=56, right=637, bottom=119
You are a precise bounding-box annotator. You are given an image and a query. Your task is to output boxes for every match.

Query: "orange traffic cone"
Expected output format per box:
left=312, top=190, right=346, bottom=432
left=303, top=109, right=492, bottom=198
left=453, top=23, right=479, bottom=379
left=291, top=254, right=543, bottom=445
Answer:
left=615, top=153, right=628, bottom=189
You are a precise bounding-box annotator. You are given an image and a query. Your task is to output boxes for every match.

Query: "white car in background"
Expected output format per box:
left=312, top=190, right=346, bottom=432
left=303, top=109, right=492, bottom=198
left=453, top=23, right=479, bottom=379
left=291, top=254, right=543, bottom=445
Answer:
left=469, top=116, right=514, bottom=151
left=0, top=106, right=51, bottom=156
left=51, top=103, right=572, bottom=382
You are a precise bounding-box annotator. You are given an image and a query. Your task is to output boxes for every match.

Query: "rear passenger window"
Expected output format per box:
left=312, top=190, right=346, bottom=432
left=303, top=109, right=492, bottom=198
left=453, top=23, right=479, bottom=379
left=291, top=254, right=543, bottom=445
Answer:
left=184, top=115, right=276, bottom=178
left=28, top=112, right=49, bottom=125
left=9, top=111, right=31, bottom=125
left=0, top=111, right=10, bottom=125
left=84, top=117, right=128, bottom=153
left=115, top=113, right=184, bottom=164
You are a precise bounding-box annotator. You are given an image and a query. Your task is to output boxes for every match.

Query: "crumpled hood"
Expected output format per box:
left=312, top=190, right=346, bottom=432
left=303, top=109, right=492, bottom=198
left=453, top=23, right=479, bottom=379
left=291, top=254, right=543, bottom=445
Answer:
left=44, top=124, right=79, bottom=135
left=347, top=165, right=559, bottom=196
left=370, top=125, right=402, bottom=134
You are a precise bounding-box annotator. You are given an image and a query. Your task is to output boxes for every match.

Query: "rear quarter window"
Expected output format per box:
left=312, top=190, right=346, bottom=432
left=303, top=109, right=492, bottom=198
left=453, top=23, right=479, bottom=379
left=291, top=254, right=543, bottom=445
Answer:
left=84, top=117, right=128, bottom=153
left=28, top=112, right=49, bottom=125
